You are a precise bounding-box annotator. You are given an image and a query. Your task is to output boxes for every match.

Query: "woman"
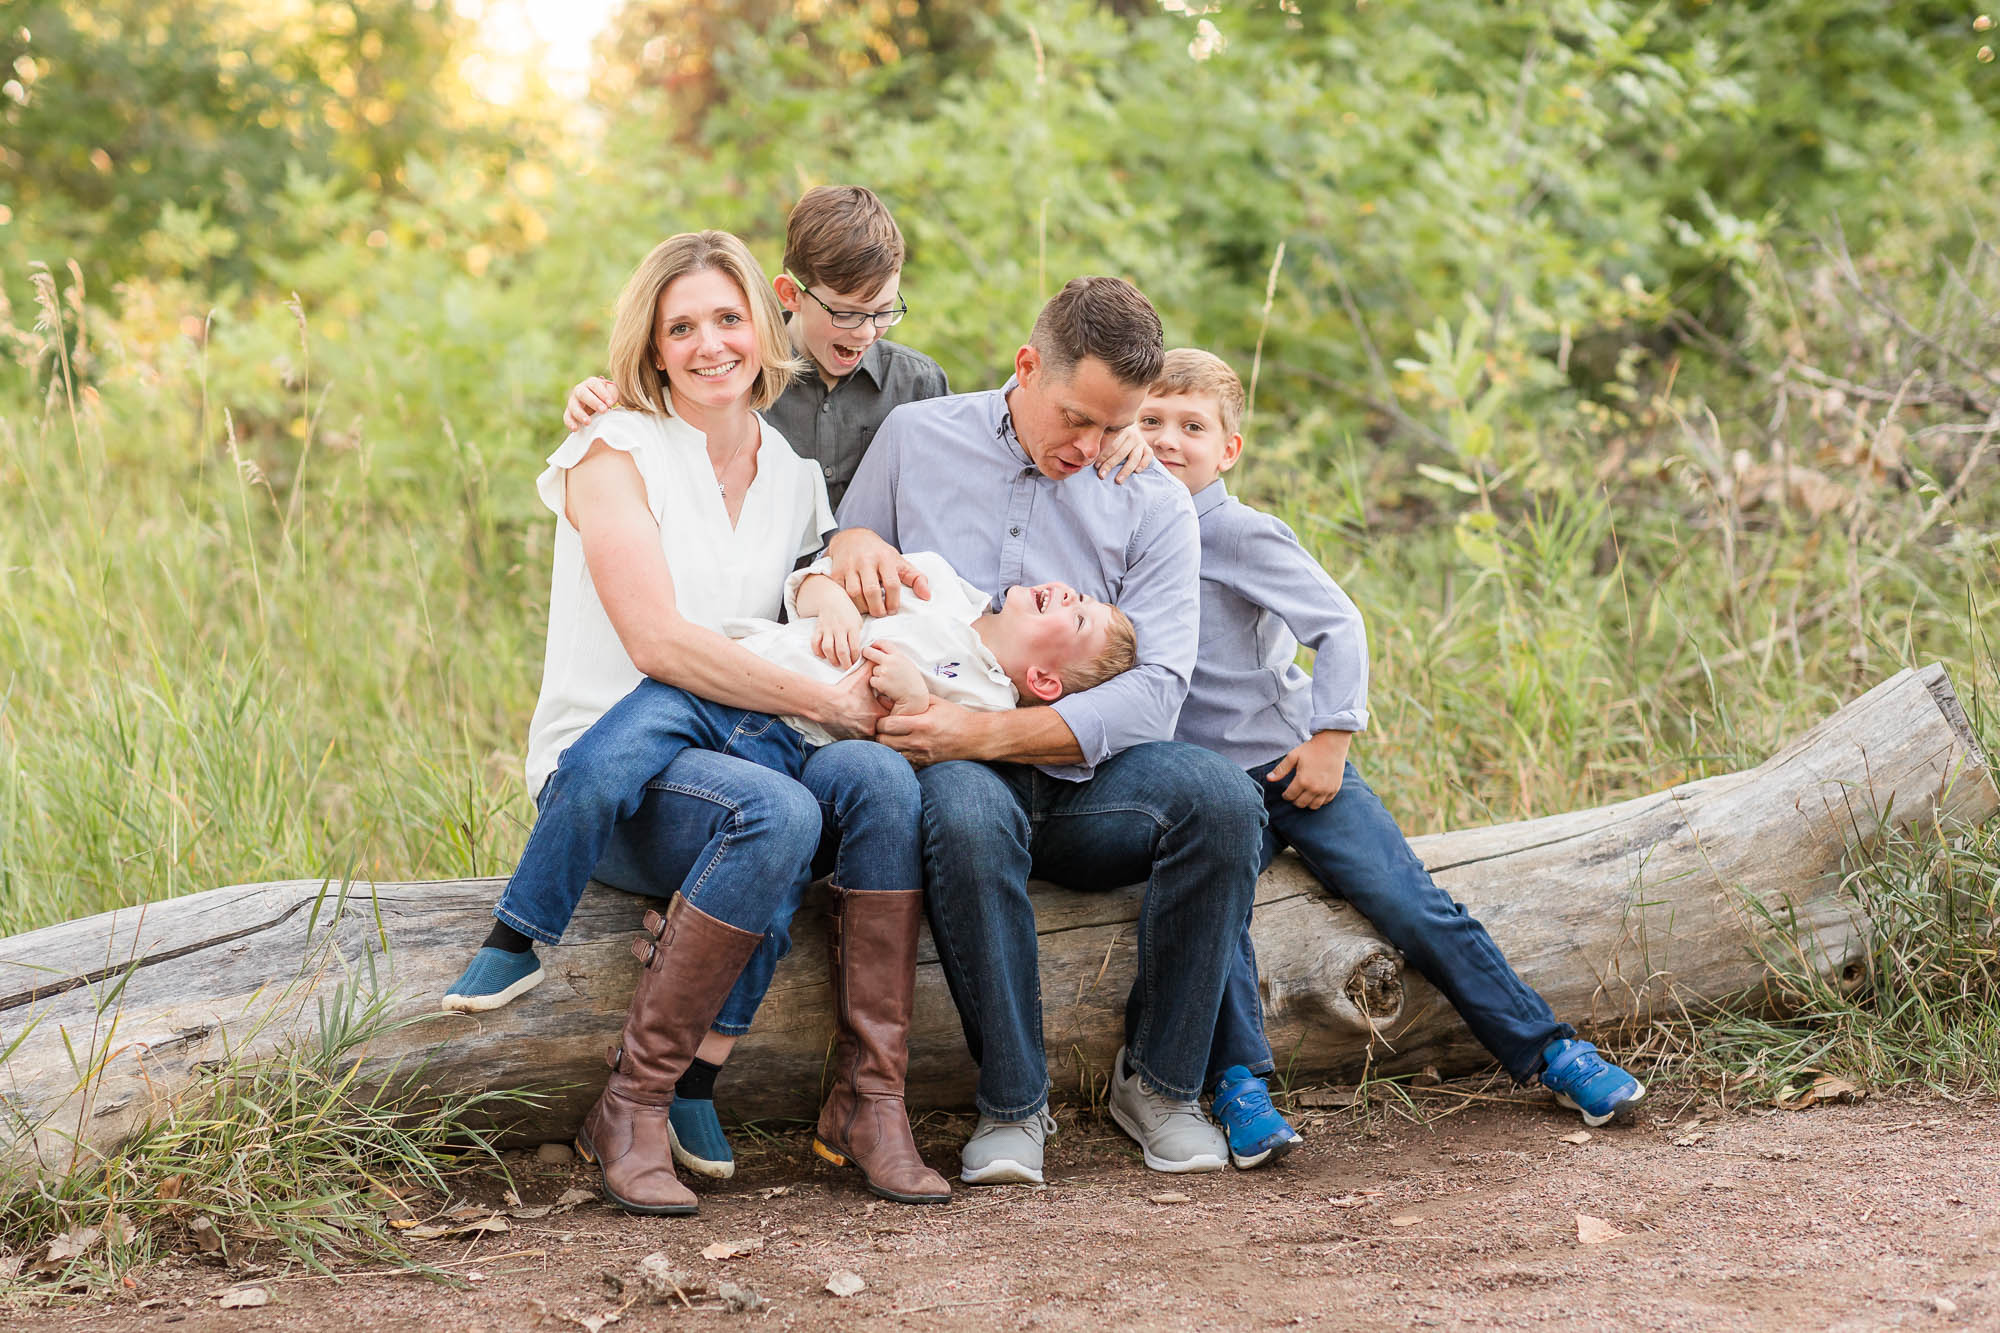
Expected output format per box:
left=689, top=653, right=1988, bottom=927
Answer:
left=449, top=230, right=949, bottom=1215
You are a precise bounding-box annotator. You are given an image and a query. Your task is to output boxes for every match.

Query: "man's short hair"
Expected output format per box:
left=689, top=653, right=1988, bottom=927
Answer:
left=783, top=185, right=906, bottom=297
left=1153, top=347, right=1247, bottom=437
left=1029, top=277, right=1164, bottom=389
left=1058, top=606, right=1140, bottom=697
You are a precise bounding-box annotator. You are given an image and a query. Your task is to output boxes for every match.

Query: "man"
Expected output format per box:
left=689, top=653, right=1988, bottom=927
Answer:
left=830, top=276, right=1267, bottom=1184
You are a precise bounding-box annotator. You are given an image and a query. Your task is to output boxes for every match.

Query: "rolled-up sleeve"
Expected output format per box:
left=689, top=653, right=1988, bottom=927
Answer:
left=1046, top=494, right=1202, bottom=778
left=1236, top=516, right=1370, bottom=734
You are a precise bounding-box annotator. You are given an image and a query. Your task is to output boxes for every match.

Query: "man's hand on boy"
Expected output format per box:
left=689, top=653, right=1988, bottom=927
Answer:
left=861, top=643, right=929, bottom=716
left=563, top=376, right=620, bottom=431
left=828, top=527, right=931, bottom=617
left=1095, top=426, right=1156, bottom=483
left=1267, top=730, right=1354, bottom=809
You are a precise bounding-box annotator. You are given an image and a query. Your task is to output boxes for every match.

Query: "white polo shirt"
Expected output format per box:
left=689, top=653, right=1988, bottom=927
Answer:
left=722, top=551, right=1018, bottom=748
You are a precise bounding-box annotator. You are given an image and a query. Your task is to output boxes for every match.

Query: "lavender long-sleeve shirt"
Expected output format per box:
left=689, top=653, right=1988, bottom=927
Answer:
left=835, top=381, right=1201, bottom=780
left=1174, top=480, right=1370, bottom=769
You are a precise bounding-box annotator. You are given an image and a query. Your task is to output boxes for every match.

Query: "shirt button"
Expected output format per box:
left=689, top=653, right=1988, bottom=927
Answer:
left=1009, top=526, right=1021, bottom=537
left=820, top=402, right=830, bottom=414
left=823, top=466, right=833, bottom=477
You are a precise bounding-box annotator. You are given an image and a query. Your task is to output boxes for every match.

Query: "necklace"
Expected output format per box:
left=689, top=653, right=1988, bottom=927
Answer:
left=712, top=420, right=756, bottom=497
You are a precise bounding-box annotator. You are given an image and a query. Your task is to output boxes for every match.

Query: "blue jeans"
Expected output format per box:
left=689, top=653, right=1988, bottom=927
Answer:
left=918, top=742, right=1267, bottom=1119
left=1207, top=760, right=1571, bottom=1087
left=494, top=681, right=921, bottom=1034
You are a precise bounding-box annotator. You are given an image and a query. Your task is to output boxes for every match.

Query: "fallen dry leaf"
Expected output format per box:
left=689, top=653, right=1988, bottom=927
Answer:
left=216, top=1286, right=270, bottom=1309
left=502, top=1189, right=523, bottom=1208
left=1327, top=1191, right=1381, bottom=1209
left=507, top=1204, right=555, bottom=1220
left=40, top=1225, right=103, bottom=1269
left=701, top=1237, right=764, bottom=1261
left=1674, top=1133, right=1706, bottom=1147
left=1559, top=1130, right=1592, bottom=1145
left=637, top=1252, right=704, bottom=1303
left=1576, top=1214, right=1625, bottom=1244
left=824, top=1271, right=867, bottom=1298
left=757, top=1185, right=792, bottom=1200
left=1934, top=1297, right=1958, bottom=1317
left=0, top=1255, right=25, bottom=1280
left=406, top=1216, right=510, bottom=1241
left=1388, top=1215, right=1421, bottom=1228
left=1776, top=1073, right=1866, bottom=1110
left=576, top=1312, right=620, bottom=1333
left=555, top=1188, right=595, bottom=1209
left=188, top=1216, right=227, bottom=1259
left=718, top=1281, right=767, bottom=1313
left=1147, top=1192, right=1192, bottom=1205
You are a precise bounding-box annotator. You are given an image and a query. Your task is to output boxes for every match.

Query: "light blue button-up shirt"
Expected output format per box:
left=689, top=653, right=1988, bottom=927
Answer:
left=1174, top=480, right=1370, bottom=769
left=835, top=381, right=1201, bottom=779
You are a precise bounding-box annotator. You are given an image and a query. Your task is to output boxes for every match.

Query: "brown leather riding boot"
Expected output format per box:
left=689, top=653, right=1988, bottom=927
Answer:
left=575, top=895, right=760, bottom=1215
left=811, top=887, right=952, bottom=1204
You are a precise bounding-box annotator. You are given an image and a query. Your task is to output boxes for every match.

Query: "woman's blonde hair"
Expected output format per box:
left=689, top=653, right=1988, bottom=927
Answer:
left=606, top=230, right=803, bottom=415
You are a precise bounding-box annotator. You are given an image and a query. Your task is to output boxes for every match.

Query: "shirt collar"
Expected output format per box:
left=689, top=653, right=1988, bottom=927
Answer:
left=850, top=338, right=890, bottom=389
left=780, top=313, right=890, bottom=392
left=992, top=377, right=1036, bottom=470
left=1191, top=477, right=1231, bottom=517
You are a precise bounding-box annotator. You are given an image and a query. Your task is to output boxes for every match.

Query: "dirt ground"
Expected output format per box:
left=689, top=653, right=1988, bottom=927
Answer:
left=11, top=1084, right=1999, bottom=1332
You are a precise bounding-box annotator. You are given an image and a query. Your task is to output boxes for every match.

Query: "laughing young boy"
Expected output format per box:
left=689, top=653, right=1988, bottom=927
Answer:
left=1136, top=350, right=1646, bottom=1168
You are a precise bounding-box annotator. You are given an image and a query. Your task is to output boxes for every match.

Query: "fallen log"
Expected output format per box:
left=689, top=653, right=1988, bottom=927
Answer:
left=1, top=663, right=1992, bottom=1174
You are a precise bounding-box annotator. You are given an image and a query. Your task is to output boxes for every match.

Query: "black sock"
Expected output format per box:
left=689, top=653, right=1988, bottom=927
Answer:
left=676, top=1057, right=722, bottom=1102
left=481, top=921, right=535, bottom=954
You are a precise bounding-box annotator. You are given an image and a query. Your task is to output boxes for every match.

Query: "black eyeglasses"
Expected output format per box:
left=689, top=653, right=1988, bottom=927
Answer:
left=793, top=279, right=908, bottom=330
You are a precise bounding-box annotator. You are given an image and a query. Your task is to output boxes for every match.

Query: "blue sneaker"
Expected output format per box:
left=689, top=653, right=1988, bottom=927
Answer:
left=668, top=1097, right=736, bottom=1180
left=441, top=947, right=544, bottom=1013
left=1539, top=1038, right=1646, bottom=1127
left=1209, top=1066, right=1301, bottom=1169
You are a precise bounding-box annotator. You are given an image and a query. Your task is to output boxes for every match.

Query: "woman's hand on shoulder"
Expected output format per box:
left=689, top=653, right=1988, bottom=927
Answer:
left=564, top=375, right=621, bottom=432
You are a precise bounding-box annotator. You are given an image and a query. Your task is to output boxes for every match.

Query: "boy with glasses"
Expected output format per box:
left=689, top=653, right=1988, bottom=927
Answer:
left=565, top=186, right=1149, bottom=509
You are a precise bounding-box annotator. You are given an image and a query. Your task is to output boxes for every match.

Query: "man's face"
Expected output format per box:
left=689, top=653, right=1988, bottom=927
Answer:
left=1137, top=391, right=1242, bottom=494
left=775, top=271, right=903, bottom=382
left=1008, top=349, right=1147, bottom=480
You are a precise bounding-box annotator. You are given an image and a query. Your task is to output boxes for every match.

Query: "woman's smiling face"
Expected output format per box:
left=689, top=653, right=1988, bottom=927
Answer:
left=653, top=267, right=761, bottom=413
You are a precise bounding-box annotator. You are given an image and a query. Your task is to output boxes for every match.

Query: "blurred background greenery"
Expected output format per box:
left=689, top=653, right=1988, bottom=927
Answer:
left=3, top=0, right=1998, bottom=934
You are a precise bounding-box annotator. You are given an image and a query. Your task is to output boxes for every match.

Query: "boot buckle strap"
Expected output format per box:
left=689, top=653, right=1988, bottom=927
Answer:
left=631, top=937, right=658, bottom=967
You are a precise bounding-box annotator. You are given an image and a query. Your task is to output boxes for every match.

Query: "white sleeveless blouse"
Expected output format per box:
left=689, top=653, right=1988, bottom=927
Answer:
left=522, top=408, right=834, bottom=797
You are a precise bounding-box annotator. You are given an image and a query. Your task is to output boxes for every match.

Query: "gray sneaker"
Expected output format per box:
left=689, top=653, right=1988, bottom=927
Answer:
left=1106, top=1047, right=1228, bottom=1174
left=959, top=1109, right=1058, bottom=1186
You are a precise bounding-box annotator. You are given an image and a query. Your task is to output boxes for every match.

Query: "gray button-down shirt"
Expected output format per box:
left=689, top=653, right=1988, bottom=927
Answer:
left=836, top=382, right=1201, bottom=780
left=761, top=338, right=948, bottom=512
left=1174, top=480, right=1370, bottom=769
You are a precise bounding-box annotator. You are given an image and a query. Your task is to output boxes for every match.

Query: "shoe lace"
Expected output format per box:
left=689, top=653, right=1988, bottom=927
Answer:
left=1218, top=1077, right=1275, bottom=1122
left=1550, top=1041, right=1609, bottom=1089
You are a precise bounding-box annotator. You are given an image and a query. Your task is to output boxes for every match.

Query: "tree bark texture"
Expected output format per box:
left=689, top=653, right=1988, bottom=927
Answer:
left=1, top=664, right=1992, bottom=1174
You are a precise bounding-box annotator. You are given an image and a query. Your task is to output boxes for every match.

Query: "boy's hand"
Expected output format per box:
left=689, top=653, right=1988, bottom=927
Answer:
left=1096, top=426, right=1156, bottom=483
left=810, top=598, right=864, bottom=668
left=1267, top=730, right=1354, bottom=810
left=564, top=376, right=621, bottom=432
left=861, top=643, right=929, bottom=715
left=828, top=528, right=930, bottom=617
